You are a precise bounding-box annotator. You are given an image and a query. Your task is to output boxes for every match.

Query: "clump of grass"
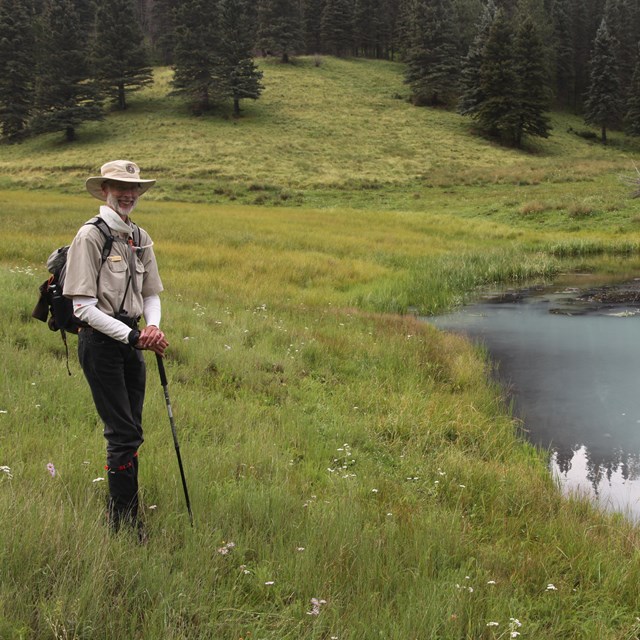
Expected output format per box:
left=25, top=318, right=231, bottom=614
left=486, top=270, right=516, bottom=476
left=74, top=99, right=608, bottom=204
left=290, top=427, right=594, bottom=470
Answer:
left=568, top=201, right=596, bottom=218
left=518, top=200, right=550, bottom=215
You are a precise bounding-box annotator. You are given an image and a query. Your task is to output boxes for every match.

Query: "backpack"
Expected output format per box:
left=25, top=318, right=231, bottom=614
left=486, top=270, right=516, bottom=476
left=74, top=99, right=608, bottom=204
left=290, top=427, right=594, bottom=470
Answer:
left=32, top=217, right=142, bottom=373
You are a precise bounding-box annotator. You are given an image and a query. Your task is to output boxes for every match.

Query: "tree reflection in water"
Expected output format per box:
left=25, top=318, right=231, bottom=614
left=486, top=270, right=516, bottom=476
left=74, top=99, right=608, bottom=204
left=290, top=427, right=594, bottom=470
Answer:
left=429, top=279, right=640, bottom=520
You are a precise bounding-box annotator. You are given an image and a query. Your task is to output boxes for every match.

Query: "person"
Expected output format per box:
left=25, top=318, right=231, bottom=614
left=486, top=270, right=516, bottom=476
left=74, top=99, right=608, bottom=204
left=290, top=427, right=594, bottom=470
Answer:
left=63, top=160, right=168, bottom=533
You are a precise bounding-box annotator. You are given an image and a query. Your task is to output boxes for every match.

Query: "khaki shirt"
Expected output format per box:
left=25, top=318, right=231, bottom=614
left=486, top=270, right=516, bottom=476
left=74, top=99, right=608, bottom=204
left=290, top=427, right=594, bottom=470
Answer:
left=63, top=217, right=163, bottom=318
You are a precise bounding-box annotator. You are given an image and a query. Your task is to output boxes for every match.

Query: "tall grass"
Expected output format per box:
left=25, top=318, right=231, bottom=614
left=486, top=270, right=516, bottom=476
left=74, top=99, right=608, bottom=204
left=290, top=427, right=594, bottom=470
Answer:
left=3, top=57, right=640, bottom=639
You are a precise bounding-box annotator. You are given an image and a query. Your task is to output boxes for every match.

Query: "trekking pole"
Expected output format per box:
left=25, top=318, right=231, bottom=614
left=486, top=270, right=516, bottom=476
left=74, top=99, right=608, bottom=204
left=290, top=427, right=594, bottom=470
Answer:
left=156, top=354, right=194, bottom=527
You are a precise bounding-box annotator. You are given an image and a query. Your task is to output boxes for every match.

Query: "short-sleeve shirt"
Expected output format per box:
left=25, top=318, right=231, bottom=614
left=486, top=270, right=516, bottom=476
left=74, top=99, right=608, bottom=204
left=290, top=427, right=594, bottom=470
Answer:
left=63, top=217, right=163, bottom=318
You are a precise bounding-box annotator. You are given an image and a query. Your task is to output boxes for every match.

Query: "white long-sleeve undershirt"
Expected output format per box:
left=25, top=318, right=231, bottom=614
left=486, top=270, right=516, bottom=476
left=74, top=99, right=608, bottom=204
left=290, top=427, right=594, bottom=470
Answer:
left=73, top=294, right=161, bottom=343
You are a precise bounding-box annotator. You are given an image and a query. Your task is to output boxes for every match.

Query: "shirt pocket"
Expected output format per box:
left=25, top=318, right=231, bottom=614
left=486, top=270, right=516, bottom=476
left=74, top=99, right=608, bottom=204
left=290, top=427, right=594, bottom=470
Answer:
left=103, top=256, right=129, bottom=292
left=134, top=258, right=145, bottom=293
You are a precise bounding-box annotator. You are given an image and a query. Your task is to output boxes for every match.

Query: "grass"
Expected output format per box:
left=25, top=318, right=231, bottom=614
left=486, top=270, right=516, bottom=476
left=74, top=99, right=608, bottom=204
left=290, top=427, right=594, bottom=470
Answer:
left=2, top=56, right=640, bottom=638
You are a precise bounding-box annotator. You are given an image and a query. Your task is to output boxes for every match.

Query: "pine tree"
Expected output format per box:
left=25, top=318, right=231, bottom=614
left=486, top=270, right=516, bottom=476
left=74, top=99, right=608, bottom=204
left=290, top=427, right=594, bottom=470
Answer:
left=218, top=0, right=264, bottom=115
left=0, top=0, right=35, bottom=141
left=551, top=0, right=575, bottom=107
left=603, top=0, right=636, bottom=105
left=584, top=17, right=623, bottom=143
left=171, top=0, right=221, bottom=113
left=474, top=9, right=520, bottom=143
left=32, top=0, right=103, bottom=142
left=625, top=44, right=640, bottom=135
left=91, top=0, right=153, bottom=110
left=403, top=0, right=460, bottom=106
left=256, top=0, right=302, bottom=63
left=512, top=17, right=551, bottom=145
left=321, top=0, right=354, bottom=56
left=453, top=0, right=485, bottom=56
left=301, top=0, right=325, bottom=54
left=149, top=0, right=177, bottom=65
left=458, top=0, right=497, bottom=116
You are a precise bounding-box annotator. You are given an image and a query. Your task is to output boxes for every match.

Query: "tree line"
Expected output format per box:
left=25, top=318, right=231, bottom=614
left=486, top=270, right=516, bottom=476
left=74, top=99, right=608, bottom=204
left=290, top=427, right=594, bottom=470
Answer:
left=1, top=0, right=639, bottom=147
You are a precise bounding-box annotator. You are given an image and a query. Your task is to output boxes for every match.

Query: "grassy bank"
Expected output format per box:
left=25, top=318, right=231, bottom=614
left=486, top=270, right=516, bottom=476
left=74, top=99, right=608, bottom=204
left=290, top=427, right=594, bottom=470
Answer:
left=2, top=57, right=640, bottom=638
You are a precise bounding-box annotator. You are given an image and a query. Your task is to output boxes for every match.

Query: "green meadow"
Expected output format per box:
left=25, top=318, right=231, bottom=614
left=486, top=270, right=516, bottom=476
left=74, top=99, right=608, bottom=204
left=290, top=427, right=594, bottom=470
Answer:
left=3, top=57, right=640, bottom=639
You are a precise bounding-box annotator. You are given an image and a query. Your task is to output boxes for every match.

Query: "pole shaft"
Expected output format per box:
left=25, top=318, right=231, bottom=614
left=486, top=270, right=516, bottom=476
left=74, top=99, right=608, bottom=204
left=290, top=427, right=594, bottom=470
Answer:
left=156, top=354, right=194, bottom=526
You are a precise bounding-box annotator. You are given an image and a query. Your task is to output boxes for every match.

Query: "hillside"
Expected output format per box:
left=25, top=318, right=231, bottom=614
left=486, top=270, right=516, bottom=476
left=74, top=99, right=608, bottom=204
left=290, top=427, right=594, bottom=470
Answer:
left=2, top=56, right=640, bottom=219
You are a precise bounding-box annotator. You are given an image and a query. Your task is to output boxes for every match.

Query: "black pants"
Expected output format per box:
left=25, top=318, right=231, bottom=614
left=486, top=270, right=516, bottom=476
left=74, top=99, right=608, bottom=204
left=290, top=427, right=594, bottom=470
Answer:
left=78, top=329, right=146, bottom=528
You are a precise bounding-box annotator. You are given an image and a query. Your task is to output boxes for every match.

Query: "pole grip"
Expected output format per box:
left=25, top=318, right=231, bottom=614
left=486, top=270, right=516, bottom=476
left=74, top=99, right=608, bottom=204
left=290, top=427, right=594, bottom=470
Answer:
left=156, top=353, right=168, bottom=386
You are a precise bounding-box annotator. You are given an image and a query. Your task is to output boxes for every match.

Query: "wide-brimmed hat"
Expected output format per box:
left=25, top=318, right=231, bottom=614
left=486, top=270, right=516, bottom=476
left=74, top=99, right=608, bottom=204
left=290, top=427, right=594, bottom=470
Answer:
left=86, top=160, right=156, bottom=201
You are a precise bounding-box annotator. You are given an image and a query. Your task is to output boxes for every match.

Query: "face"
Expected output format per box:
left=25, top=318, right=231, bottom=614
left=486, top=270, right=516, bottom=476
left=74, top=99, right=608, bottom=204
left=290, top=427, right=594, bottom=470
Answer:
left=102, top=180, right=141, bottom=218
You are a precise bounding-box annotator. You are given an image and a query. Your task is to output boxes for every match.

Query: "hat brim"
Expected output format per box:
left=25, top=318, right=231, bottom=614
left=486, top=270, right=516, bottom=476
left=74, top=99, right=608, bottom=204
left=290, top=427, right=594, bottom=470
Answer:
left=86, top=176, right=156, bottom=201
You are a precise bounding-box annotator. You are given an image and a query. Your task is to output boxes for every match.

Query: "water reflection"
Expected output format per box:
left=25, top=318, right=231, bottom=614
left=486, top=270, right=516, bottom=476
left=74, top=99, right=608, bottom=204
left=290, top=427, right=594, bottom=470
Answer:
left=429, top=283, right=640, bottom=519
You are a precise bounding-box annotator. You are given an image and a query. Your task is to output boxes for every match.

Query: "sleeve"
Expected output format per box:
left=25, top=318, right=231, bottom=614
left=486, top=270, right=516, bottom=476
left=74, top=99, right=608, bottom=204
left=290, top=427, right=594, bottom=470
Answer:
left=143, top=294, right=161, bottom=327
left=73, top=297, right=132, bottom=343
left=62, top=228, right=103, bottom=299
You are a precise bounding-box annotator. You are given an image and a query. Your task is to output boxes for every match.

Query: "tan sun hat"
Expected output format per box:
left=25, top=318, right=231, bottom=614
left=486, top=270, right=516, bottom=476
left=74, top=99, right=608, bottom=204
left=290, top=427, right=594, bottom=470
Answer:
left=85, top=160, right=156, bottom=201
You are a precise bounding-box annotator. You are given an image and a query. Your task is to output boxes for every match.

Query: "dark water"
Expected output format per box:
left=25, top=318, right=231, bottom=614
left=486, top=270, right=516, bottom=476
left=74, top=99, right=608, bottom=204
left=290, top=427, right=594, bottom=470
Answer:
left=429, top=281, right=640, bottom=520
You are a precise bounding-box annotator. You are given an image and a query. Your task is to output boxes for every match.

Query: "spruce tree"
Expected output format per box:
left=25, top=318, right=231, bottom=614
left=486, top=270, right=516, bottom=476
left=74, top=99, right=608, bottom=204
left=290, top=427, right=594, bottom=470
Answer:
left=218, top=0, right=264, bottom=116
left=403, top=0, right=460, bottom=106
left=33, top=0, right=103, bottom=142
left=474, top=9, right=520, bottom=143
left=0, top=0, right=35, bottom=141
left=512, top=17, right=551, bottom=146
left=551, top=0, right=575, bottom=107
left=149, top=0, right=177, bottom=65
left=256, top=0, right=302, bottom=63
left=625, top=44, right=640, bottom=135
left=603, top=0, right=636, bottom=104
left=321, top=0, right=354, bottom=56
left=301, top=0, right=325, bottom=54
left=171, top=0, right=221, bottom=113
left=457, top=0, right=497, bottom=116
left=91, top=0, right=153, bottom=110
left=584, top=17, right=623, bottom=143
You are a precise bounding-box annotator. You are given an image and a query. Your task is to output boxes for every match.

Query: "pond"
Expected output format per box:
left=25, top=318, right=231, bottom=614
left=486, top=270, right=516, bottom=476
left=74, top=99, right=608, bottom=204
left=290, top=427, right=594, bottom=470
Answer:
left=428, top=276, right=640, bottom=520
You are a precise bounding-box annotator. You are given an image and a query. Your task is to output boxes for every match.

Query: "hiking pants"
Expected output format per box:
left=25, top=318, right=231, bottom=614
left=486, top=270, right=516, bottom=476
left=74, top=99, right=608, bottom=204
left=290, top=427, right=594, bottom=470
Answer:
left=78, top=328, right=146, bottom=527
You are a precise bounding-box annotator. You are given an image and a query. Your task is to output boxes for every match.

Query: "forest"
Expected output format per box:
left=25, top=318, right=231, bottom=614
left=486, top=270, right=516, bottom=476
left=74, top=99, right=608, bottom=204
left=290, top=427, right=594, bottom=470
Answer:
left=1, top=0, right=639, bottom=147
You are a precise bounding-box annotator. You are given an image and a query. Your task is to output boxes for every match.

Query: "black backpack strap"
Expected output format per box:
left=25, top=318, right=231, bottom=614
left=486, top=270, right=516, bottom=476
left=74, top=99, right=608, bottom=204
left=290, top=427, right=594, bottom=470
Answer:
left=86, top=217, right=114, bottom=265
left=130, top=222, right=143, bottom=259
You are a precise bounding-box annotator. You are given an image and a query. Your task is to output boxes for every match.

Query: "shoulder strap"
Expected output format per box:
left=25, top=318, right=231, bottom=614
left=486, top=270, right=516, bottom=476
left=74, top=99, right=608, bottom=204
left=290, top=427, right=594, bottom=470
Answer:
left=130, top=222, right=143, bottom=259
left=85, top=217, right=114, bottom=265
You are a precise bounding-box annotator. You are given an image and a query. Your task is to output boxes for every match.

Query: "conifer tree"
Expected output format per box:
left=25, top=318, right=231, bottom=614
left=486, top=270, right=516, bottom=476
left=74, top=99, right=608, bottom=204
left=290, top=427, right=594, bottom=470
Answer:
left=171, top=0, right=221, bottom=113
left=512, top=17, right=551, bottom=145
left=584, top=17, right=623, bottom=143
left=551, top=0, right=575, bottom=107
left=474, top=9, right=520, bottom=143
left=403, top=0, right=460, bottom=106
left=91, top=0, right=153, bottom=110
left=301, top=0, right=325, bottom=54
left=33, top=0, right=103, bottom=142
left=457, top=0, right=497, bottom=116
left=321, top=0, right=353, bottom=57
left=256, top=0, right=302, bottom=63
left=625, top=44, right=640, bottom=135
left=149, top=0, right=177, bottom=65
left=0, top=0, right=35, bottom=141
left=218, top=0, right=264, bottom=115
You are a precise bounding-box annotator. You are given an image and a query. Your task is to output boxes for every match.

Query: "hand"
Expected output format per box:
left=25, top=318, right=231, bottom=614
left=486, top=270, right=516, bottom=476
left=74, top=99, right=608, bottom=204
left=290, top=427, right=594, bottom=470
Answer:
left=137, top=325, right=169, bottom=356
